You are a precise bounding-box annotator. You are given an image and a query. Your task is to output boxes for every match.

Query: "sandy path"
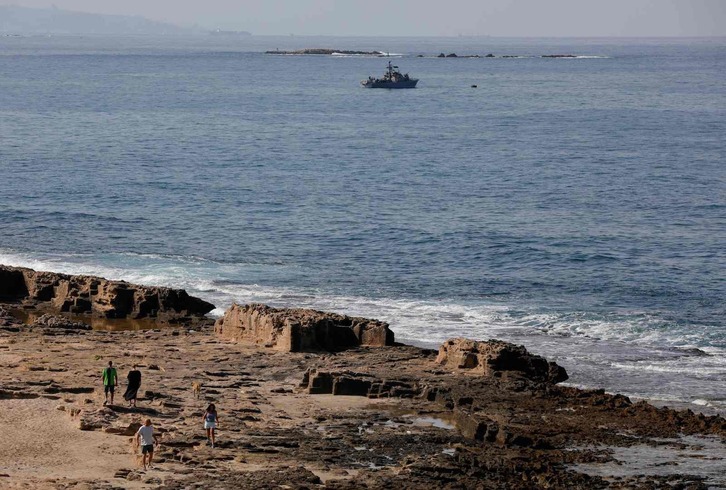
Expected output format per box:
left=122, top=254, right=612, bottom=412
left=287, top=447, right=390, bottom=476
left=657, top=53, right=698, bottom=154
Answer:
left=0, top=398, right=141, bottom=488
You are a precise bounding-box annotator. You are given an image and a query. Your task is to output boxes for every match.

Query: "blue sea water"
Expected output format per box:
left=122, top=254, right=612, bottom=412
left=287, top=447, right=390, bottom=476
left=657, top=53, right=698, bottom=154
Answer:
left=0, top=35, right=724, bottom=412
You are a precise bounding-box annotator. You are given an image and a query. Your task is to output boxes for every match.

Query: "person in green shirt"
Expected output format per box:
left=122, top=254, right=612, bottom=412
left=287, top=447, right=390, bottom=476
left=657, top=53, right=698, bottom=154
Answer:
left=102, top=360, right=118, bottom=406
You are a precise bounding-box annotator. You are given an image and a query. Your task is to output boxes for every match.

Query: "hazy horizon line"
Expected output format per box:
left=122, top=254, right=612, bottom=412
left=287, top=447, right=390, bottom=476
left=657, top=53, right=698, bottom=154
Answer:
left=3, top=32, right=725, bottom=39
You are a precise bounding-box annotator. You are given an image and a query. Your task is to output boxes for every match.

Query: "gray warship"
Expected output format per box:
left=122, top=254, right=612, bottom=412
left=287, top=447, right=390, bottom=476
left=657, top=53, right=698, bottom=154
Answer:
left=361, top=61, right=418, bottom=89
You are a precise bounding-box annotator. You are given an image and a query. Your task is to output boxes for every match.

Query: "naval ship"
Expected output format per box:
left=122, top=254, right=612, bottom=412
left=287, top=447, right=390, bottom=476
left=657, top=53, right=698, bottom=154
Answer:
left=361, top=61, right=418, bottom=89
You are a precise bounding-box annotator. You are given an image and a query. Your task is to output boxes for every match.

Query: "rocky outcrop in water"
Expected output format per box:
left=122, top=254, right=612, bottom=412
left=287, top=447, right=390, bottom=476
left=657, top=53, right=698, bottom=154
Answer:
left=265, top=48, right=384, bottom=56
left=214, top=303, right=394, bottom=352
left=436, top=337, right=568, bottom=383
left=0, top=265, right=214, bottom=320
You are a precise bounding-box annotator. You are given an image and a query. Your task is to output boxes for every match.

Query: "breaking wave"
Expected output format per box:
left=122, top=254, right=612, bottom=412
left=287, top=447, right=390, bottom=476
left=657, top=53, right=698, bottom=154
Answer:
left=1, top=248, right=723, bottom=413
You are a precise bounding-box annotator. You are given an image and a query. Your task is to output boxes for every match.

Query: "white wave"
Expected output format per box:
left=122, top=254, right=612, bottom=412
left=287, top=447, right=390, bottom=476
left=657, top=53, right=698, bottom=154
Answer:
left=3, top=248, right=725, bottom=414
left=2, top=247, right=723, bottom=358
left=661, top=397, right=725, bottom=414
left=209, top=307, right=228, bottom=318
left=528, top=310, right=720, bottom=350
left=610, top=361, right=726, bottom=377
left=547, top=55, right=610, bottom=59
left=1, top=247, right=720, bottom=350
left=692, top=399, right=716, bottom=407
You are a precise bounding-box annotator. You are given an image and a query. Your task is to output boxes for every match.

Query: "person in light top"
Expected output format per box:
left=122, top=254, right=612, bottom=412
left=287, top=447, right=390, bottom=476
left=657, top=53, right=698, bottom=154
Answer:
left=135, top=418, right=160, bottom=470
left=203, top=403, right=220, bottom=448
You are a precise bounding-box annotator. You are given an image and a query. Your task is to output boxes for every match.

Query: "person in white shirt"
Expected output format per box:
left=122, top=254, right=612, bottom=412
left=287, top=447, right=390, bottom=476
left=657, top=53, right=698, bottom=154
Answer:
left=135, top=418, right=160, bottom=470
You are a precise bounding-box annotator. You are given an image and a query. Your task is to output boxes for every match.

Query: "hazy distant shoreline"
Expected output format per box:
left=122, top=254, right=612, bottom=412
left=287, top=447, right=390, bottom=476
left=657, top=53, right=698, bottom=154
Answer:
left=0, top=4, right=189, bottom=35
left=1, top=5, right=724, bottom=39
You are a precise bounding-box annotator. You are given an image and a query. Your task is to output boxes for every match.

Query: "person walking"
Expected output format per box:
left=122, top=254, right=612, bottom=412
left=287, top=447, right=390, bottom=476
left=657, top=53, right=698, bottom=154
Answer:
left=203, top=403, right=220, bottom=448
left=102, top=360, right=118, bottom=406
left=123, top=364, right=142, bottom=407
left=135, top=418, right=160, bottom=470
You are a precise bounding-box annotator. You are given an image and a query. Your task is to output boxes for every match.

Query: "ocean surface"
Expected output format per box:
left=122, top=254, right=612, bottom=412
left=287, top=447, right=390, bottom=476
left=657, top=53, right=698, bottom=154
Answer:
left=0, top=35, right=724, bottom=412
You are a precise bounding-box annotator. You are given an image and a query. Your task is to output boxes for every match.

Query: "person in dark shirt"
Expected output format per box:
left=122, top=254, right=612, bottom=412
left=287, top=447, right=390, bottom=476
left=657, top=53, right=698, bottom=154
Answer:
left=124, top=364, right=142, bottom=407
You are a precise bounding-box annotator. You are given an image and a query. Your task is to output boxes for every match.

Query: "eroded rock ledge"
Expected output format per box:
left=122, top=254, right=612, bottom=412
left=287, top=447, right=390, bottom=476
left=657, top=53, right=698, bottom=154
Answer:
left=0, top=265, right=214, bottom=320
left=437, top=337, right=569, bottom=384
left=215, top=303, right=394, bottom=352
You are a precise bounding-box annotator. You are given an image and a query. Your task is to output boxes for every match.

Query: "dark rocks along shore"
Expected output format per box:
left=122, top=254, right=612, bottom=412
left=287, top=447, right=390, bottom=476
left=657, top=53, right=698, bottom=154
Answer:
left=0, top=265, right=723, bottom=488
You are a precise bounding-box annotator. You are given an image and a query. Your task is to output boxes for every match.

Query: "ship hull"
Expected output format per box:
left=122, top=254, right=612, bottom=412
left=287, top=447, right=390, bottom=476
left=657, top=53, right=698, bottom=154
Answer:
left=361, top=79, right=418, bottom=89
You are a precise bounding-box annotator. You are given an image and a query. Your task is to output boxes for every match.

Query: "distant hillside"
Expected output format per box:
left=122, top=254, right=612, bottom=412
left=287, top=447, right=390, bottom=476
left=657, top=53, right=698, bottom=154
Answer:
left=0, top=5, right=190, bottom=35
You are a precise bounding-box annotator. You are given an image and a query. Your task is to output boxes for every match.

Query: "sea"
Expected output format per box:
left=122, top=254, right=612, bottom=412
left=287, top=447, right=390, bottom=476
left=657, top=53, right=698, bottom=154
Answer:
left=0, top=35, right=724, bottom=413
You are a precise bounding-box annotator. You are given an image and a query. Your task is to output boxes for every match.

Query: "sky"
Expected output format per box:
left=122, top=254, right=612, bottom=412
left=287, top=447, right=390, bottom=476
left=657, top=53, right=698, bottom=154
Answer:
left=4, top=0, right=726, bottom=36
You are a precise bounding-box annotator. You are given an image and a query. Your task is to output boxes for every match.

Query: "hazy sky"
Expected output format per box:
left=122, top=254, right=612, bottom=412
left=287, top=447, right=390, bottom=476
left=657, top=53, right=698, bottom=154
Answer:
left=5, top=0, right=726, bottom=36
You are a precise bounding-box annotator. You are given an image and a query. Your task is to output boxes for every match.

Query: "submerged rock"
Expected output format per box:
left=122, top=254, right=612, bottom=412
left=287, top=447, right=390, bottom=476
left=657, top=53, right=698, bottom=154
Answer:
left=215, top=303, right=394, bottom=352
left=31, top=314, right=91, bottom=330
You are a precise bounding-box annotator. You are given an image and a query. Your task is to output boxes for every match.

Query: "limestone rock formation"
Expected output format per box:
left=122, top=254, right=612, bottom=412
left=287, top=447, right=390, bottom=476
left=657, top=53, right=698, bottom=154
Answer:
left=214, top=303, right=394, bottom=352
left=436, top=338, right=568, bottom=383
left=0, top=265, right=214, bottom=320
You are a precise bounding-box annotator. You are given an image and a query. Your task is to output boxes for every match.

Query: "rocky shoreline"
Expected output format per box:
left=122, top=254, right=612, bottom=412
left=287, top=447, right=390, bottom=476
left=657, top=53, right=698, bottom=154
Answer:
left=0, top=265, right=724, bottom=488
